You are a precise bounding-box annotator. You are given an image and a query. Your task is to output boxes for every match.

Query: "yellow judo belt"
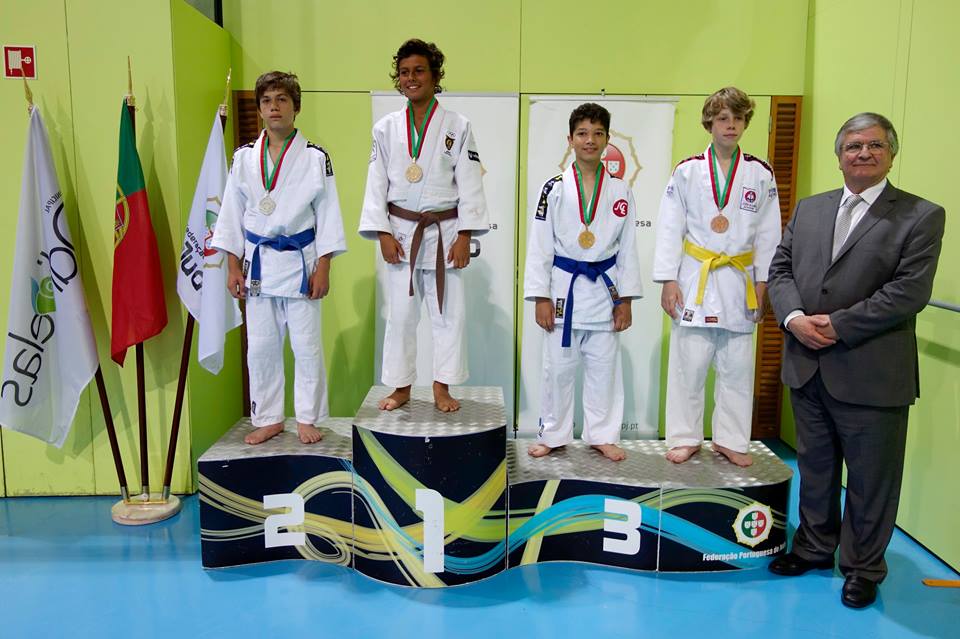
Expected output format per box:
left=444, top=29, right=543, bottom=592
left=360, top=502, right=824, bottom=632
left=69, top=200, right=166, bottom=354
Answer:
left=683, top=239, right=758, bottom=310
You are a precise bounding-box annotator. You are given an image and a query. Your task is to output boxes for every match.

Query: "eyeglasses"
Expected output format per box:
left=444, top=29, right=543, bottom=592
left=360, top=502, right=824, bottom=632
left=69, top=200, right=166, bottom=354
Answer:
left=842, top=141, right=889, bottom=154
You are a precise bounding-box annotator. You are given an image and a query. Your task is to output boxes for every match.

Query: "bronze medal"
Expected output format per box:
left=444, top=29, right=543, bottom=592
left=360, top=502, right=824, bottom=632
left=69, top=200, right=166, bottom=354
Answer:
left=578, top=229, right=596, bottom=249
left=710, top=214, right=729, bottom=233
left=405, top=162, right=423, bottom=183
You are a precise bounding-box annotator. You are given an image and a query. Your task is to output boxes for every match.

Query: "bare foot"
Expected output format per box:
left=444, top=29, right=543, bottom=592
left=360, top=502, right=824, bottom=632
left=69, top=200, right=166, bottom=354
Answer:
left=527, top=443, right=555, bottom=457
left=592, top=444, right=627, bottom=462
left=665, top=445, right=700, bottom=464
left=712, top=443, right=753, bottom=467
left=297, top=423, right=323, bottom=444
left=433, top=381, right=460, bottom=412
left=245, top=423, right=284, bottom=445
left=378, top=386, right=411, bottom=411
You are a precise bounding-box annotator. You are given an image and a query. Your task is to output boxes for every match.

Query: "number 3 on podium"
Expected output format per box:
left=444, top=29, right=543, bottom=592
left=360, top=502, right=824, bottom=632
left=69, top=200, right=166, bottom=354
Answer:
left=603, top=498, right=642, bottom=555
left=416, top=488, right=445, bottom=573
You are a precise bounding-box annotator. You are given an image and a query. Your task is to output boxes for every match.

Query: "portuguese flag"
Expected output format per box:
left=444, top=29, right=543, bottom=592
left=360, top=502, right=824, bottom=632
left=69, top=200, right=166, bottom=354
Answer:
left=111, top=101, right=168, bottom=365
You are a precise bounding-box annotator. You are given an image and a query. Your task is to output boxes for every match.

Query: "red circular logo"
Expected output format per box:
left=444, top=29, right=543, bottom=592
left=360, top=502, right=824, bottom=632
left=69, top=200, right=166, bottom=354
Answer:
left=745, top=189, right=757, bottom=203
left=612, top=199, right=629, bottom=217
left=602, top=144, right=626, bottom=179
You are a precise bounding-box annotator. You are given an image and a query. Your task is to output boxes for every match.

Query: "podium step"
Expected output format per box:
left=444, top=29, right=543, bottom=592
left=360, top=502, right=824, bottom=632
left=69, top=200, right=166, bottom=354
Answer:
left=198, top=418, right=354, bottom=568
left=508, top=440, right=792, bottom=572
left=351, top=386, right=507, bottom=587
left=198, top=389, right=793, bottom=584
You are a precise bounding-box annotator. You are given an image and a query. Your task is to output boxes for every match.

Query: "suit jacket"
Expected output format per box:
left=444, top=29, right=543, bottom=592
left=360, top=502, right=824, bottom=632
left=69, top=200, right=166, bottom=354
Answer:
left=768, top=183, right=945, bottom=407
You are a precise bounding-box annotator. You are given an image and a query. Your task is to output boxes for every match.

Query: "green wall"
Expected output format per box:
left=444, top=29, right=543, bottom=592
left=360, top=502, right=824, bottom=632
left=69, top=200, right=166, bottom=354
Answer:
left=0, top=0, right=233, bottom=495
left=786, top=0, right=959, bottom=569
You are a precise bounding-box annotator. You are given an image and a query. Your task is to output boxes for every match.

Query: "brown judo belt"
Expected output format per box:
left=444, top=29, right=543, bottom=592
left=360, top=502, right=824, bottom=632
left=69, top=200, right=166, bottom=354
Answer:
left=387, top=203, right=459, bottom=313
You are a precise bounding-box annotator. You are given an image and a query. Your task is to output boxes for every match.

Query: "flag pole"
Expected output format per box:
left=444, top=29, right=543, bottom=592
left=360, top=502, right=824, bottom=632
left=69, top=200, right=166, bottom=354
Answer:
left=22, top=86, right=129, bottom=501
left=125, top=57, right=149, bottom=499
left=161, top=69, right=231, bottom=500
left=110, top=59, right=179, bottom=524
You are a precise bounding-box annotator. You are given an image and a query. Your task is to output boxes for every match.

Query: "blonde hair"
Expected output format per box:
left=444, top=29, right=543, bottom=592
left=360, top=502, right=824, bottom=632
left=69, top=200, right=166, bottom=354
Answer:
left=701, top=87, right=755, bottom=131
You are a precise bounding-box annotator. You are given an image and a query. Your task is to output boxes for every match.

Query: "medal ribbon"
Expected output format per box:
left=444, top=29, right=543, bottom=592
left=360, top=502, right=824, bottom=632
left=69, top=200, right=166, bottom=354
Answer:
left=573, top=162, right=605, bottom=226
left=406, top=97, right=438, bottom=162
left=260, top=129, right=297, bottom=192
left=708, top=144, right=741, bottom=211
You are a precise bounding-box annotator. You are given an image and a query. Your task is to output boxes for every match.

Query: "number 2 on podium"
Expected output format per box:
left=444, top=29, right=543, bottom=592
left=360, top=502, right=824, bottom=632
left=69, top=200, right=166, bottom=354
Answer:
left=416, top=488, right=445, bottom=573
left=263, top=493, right=306, bottom=548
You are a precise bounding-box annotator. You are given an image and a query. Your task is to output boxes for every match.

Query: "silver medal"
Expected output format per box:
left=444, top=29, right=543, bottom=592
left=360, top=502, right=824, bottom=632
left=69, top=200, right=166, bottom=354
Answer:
left=259, top=195, right=276, bottom=215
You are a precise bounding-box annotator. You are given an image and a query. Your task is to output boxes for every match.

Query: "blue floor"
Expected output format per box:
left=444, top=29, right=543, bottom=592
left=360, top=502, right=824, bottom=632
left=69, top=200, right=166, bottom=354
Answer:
left=1, top=443, right=957, bottom=638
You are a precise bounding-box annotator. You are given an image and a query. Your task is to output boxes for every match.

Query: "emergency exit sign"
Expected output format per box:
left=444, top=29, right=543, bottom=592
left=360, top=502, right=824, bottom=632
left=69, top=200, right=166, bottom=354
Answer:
left=4, top=45, right=37, bottom=79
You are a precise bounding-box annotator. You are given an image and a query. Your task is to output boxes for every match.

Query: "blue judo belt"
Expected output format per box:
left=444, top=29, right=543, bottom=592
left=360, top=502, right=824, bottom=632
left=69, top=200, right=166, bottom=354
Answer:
left=244, top=228, right=316, bottom=296
left=553, top=254, right=622, bottom=347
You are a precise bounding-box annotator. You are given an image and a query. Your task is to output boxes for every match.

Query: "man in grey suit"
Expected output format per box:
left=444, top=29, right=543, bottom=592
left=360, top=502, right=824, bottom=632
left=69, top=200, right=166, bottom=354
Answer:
left=766, top=113, right=945, bottom=608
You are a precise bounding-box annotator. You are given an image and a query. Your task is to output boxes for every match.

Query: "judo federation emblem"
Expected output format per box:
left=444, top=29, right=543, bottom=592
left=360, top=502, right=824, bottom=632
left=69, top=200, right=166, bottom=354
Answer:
left=444, top=134, right=455, bottom=151
left=740, top=187, right=759, bottom=213
left=555, top=298, right=565, bottom=318
left=203, top=196, right=224, bottom=268
left=612, top=199, right=629, bottom=217
left=733, top=502, right=773, bottom=547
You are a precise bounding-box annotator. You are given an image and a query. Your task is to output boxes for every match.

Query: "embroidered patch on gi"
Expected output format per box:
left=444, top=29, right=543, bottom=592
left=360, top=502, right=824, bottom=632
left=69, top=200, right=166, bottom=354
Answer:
left=369, top=139, right=377, bottom=163
left=555, top=298, right=565, bottom=318
left=612, top=198, right=629, bottom=217
left=538, top=419, right=545, bottom=437
left=739, top=186, right=758, bottom=212
left=768, top=186, right=778, bottom=200
left=705, top=316, right=719, bottom=324
left=468, top=150, right=480, bottom=162
left=445, top=134, right=455, bottom=151
left=665, top=183, right=675, bottom=196
left=242, top=259, right=250, bottom=277
left=324, top=154, right=334, bottom=177
left=607, top=283, right=621, bottom=301
left=251, top=401, right=256, bottom=415
left=536, top=192, right=549, bottom=220
left=682, top=308, right=694, bottom=322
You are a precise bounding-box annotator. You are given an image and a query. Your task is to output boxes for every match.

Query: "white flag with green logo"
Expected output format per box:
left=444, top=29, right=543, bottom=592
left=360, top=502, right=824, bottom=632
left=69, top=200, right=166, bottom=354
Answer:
left=176, top=111, right=241, bottom=374
left=0, top=108, right=99, bottom=447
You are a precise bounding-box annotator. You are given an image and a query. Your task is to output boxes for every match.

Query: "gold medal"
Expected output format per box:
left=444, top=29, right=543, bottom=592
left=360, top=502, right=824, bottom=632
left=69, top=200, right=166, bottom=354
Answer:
left=405, top=162, right=423, bottom=183
left=259, top=195, right=276, bottom=215
left=578, top=229, right=596, bottom=249
left=710, top=214, right=729, bottom=233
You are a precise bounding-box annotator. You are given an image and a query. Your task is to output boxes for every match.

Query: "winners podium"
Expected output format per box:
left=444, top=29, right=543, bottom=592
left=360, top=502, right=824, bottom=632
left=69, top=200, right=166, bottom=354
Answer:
left=200, top=386, right=791, bottom=586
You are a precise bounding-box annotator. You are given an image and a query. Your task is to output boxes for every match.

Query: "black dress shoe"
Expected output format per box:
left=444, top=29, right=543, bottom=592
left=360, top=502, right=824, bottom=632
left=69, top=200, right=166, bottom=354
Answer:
left=841, top=575, right=878, bottom=608
left=768, top=552, right=835, bottom=576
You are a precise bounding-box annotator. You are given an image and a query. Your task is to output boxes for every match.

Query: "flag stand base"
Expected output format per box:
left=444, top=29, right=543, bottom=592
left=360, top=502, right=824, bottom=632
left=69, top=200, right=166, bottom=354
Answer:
left=111, top=493, right=182, bottom=526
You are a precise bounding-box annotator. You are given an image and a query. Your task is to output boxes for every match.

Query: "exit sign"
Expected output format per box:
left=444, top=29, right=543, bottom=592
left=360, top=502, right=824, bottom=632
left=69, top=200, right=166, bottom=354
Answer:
left=4, top=45, right=37, bottom=79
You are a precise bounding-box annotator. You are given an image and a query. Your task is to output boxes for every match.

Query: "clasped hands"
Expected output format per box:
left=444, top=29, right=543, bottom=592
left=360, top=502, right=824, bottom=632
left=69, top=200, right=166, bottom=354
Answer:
left=786, top=313, right=838, bottom=350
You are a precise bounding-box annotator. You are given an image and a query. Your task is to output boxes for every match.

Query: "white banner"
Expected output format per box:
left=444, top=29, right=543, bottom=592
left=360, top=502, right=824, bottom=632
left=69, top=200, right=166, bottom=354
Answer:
left=519, top=97, right=676, bottom=439
left=371, top=93, right=518, bottom=425
left=177, top=111, right=242, bottom=374
left=0, top=108, right=99, bottom=447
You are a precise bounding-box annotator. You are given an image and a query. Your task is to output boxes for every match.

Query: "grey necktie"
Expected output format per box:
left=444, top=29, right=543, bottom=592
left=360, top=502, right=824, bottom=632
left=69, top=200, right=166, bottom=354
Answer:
left=832, top=194, right=863, bottom=258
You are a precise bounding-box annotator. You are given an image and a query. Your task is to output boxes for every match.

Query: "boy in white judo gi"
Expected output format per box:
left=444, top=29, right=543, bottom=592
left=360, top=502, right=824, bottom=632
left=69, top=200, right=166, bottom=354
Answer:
left=653, top=87, right=781, bottom=466
left=524, top=103, right=643, bottom=462
left=358, top=39, right=489, bottom=413
left=213, top=71, right=346, bottom=445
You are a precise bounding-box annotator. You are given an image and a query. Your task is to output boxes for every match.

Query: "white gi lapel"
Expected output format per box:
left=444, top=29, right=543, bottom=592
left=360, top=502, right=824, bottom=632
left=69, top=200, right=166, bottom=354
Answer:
left=401, top=105, right=446, bottom=212
left=270, top=130, right=306, bottom=196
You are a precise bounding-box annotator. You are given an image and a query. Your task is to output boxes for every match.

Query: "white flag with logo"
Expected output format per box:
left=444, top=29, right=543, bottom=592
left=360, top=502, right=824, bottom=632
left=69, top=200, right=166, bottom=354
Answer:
left=177, top=111, right=241, bottom=374
left=0, top=108, right=99, bottom=447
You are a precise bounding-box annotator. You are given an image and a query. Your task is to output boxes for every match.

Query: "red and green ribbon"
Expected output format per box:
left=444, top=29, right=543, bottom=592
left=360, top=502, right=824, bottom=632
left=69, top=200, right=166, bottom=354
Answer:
left=406, top=97, right=438, bottom=161
left=259, top=129, right=297, bottom=192
left=573, top=162, right=605, bottom=226
left=708, top=144, right=741, bottom=211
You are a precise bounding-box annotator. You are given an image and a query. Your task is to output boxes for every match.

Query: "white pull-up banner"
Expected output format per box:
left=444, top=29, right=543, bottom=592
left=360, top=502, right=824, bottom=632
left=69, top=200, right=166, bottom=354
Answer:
left=519, top=97, right=676, bottom=439
left=371, top=93, right=519, bottom=425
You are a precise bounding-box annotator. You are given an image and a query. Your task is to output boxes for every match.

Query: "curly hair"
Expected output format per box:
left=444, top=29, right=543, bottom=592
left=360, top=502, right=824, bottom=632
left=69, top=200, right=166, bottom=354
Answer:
left=701, top=86, right=754, bottom=131
left=569, top=103, right=611, bottom=135
left=390, top=39, right=445, bottom=94
left=255, top=71, right=301, bottom=112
